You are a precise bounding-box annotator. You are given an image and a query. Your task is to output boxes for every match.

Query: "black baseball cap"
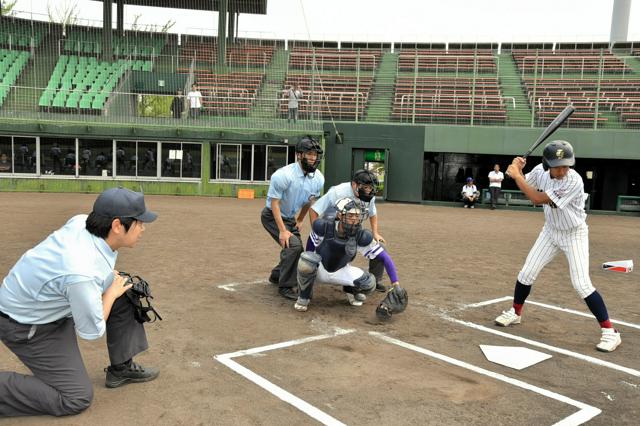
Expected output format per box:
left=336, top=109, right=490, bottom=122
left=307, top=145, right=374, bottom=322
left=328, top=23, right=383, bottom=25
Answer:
left=93, top=187, right=157, bottom=223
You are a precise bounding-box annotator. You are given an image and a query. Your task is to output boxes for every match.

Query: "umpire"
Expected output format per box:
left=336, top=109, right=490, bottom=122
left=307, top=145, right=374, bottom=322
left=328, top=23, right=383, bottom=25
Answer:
left=0, top=187, right=159, bottom=417
left=261, top=136, right=324, bottom=300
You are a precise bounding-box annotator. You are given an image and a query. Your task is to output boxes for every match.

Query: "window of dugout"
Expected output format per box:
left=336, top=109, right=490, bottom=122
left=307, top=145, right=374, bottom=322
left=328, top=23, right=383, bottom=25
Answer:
left=40, top=137, right=76, bottom=176
left=209, top=143, right=295, bottom=182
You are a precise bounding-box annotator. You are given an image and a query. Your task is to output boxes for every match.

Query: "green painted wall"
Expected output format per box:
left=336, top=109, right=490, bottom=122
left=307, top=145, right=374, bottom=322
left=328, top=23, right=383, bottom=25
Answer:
left=323, top=123, right=425, bottom=202
left=423, top=125, right=640, bottom=159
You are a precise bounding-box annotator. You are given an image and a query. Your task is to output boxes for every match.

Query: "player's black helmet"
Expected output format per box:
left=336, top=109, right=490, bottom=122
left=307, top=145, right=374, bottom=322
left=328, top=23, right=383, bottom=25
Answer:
left=295, top=136, right=323, bottom=173
left=352, top=169, right=379, bottom=202
left=542, top=140, right=575, bottom=171
left=335, top=197, right=364, bottom=237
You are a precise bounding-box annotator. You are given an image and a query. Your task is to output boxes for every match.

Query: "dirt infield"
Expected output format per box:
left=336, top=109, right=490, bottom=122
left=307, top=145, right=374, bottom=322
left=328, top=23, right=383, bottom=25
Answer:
left=1, top=192, right=639, bottom=425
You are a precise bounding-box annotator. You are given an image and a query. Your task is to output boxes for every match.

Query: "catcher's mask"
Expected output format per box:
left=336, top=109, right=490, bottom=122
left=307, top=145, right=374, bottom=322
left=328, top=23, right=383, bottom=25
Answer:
left=335, top=197, right=364, bottom=237
left=296, top=136, right=323, bottom=174
left=352, top=169, right=379, bottom=202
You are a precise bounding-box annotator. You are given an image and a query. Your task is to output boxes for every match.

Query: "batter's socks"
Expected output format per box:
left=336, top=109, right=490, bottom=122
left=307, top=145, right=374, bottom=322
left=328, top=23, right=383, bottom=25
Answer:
left=512, top=281, right=531, bottom=316
left=584, top=291, right=612, bottom=328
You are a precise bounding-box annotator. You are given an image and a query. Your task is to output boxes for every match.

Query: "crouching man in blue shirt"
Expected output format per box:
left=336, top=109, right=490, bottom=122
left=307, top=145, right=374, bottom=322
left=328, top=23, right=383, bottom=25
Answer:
left=0, top=187, right=159, bottom=417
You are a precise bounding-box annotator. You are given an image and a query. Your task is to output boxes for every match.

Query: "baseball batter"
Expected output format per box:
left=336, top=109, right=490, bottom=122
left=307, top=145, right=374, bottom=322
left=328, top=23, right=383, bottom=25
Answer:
left=495, top=140, right=621, bottom=352
left=294, top=197, right=400, bottom=312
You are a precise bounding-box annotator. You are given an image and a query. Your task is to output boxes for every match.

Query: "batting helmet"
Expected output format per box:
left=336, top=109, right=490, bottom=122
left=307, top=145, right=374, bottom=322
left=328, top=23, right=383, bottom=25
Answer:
left=295, top=136, right=323, bottom=173
left=352, top=169, right=379, bottom=202
left=542, top=140, right=575, bottom=171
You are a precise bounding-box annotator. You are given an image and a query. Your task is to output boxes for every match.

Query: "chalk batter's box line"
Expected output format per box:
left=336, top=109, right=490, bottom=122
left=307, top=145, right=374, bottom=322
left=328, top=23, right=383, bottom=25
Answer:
left=214, top=328, right=600, bottom=426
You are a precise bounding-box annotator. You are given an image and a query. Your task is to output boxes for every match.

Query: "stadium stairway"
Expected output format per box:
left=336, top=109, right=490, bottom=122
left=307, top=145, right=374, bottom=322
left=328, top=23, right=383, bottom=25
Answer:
left=247, top=48, right=289, bottom=120
left=3, top=33, right=59, bottom=113
left=496, top=52, right=532, bottom=127
left=363, top=52, right=397, bottom=122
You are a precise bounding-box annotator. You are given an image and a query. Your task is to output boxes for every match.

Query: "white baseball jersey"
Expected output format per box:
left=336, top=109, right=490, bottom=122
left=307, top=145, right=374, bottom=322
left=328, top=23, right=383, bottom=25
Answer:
left=518, top=164, right=595, bottom=298
left=525, top=164, right=587, bottom=231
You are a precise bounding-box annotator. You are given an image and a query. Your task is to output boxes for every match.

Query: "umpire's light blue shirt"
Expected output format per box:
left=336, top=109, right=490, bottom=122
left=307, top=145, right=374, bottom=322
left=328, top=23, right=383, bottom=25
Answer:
left=0, top=214, right=116, bottom=340
left=266, top=162, right=325, bottom=219
left=311, top=182, right=377, bottom=219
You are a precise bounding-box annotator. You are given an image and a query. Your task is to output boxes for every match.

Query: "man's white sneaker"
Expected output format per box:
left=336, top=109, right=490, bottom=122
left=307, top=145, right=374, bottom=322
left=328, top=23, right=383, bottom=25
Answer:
left=495, top=308, right=521, bottom=326
left=345, top=293, right=363, bottom=306
left=596, top=328, right=621, bottom=352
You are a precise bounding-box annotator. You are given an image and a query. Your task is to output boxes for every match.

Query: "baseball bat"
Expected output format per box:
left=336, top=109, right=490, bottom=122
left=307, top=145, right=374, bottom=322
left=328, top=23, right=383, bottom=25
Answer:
left=506, top=105, right=575, bottom=177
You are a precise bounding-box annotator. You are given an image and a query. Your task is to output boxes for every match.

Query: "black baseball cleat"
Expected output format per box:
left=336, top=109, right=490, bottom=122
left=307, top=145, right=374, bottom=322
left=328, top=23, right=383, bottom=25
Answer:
left=278, top=287, right=298, bottom=300
left=105, top=361, right=160, bottom=388
left=268, top=271, right=279, bottom=285
left=375, top=282, right=387, bottom=292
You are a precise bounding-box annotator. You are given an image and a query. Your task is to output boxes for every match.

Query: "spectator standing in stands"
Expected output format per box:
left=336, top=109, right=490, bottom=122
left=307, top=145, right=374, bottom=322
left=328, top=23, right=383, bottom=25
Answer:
left=0, top=153, right=10, bottom=172
left=488, top=163, right=504, bottom=210
left=287, top=84, right=303, bottom=123
left=187, top=84, right=202, bottom=119
left=461, top=177, right=480, bottom=208
left=170, top=89, right=184, bottom=119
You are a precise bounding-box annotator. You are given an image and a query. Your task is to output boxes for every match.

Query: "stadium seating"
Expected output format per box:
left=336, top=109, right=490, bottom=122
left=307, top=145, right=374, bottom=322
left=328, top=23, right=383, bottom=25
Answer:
left=39, top=55, right=153, bottom=112
left=288, top=48, right=382, bottom=71
left=63, top=30, right=166, bottom=57
left=279, top=73, right=374, bottom=120
left=179, top=68, right=265, bottom=115
left=0, top=49, right=30, bottom=107
left=397, top=49, right=496, bottom=73
left=392, top=76, right=507, bottom=124
left=179, top=41, right=275, bottom=67
left=513, top=49, right=631, bottom=75
left=0, top=19, right=45, bottom=49
left=522, top=78, right=640, bottom=127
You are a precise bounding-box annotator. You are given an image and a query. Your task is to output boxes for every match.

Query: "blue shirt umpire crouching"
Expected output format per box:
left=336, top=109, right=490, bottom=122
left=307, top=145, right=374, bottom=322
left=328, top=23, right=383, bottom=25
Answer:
left=261, top=136, right=324, bottom=300
left=0, top=187, right=160, bottom=417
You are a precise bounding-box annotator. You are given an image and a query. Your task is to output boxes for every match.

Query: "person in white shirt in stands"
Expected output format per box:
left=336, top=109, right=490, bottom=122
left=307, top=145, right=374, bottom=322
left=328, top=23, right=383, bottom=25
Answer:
left=287, top=84, right=303, bottom=123
left=187, top=84, right=202, bottom=119
left=488, top=163, right=505, bottom=210
left=461, top=177, right=480, bottom=208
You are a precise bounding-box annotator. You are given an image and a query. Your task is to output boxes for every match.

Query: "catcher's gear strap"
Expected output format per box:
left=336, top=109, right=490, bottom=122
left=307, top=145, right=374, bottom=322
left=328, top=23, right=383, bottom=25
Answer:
left=353, top=272, right=375, bottom=294
left=120, top=272, right=162, bottom=323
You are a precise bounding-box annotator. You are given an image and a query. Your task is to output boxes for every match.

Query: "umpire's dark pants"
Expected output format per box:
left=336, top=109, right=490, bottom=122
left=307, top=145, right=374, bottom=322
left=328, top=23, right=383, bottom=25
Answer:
left=261, top=207, right=303, bottom=289
left=0, top=295, right=148, bottom=417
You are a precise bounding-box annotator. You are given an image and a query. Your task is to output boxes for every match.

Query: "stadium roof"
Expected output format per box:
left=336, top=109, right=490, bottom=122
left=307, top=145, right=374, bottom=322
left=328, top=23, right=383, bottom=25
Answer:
left=89, top=0, right=267, bottom=15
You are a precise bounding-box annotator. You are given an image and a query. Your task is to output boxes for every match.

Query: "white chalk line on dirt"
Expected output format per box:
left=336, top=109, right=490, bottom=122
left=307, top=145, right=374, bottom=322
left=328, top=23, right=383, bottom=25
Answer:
left=370, top=332, right=600, bottom=426
left=462, top=296, right=640, bottom=330
left=214, top=328, right=354, bottom=426
left=440, top=315, right=640, bottom=378
left=217, top=279, right=267, bottom=292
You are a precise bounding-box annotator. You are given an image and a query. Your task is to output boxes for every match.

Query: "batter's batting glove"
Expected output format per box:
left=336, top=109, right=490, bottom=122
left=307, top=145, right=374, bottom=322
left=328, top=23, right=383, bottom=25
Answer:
left=375, top=284, right=408, bottom=321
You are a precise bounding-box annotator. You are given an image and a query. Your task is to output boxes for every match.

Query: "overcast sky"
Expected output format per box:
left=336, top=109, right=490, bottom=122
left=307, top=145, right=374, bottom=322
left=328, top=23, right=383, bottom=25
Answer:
left=13, top=0, right=640, bottom=43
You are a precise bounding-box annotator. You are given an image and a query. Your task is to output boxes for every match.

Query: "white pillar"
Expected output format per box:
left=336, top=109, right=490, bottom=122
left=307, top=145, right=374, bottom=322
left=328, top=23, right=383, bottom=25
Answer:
left=610, top=0, right=632, bottom=44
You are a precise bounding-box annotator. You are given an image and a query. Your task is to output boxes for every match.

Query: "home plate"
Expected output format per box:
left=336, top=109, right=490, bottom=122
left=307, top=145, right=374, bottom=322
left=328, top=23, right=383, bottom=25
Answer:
left=480, top=345, right=552, bottom=370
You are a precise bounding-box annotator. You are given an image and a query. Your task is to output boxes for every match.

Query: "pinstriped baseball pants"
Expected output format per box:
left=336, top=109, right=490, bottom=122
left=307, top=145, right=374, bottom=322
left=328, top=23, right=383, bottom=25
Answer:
left=517, top=223, right=595, bottom=298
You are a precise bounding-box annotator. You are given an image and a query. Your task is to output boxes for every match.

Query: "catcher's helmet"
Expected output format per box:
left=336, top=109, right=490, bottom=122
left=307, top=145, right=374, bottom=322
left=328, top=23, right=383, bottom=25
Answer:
left=542, top=140, right=575, bottom=171
left=352, top=169, right=379, bottom=202
left=295, top=136, right=323, bottom=173
left=335, top=197, right=364, bottom=237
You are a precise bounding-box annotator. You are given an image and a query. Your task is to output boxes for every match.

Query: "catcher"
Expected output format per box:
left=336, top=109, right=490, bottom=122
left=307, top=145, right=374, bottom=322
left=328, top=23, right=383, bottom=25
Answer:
left=295, top=197, right=407, bottom=319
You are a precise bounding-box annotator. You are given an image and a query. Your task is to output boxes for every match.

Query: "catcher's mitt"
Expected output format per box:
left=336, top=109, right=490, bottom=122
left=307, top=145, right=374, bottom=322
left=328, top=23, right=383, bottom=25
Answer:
left=375, top=284, right=408, bottom=321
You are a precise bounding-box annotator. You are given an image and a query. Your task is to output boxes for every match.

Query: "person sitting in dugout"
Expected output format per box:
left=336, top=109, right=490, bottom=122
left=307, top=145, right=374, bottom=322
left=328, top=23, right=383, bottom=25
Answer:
left=0, top=187, right=159, bottom=417
left=294, top=197, right=400, bottom=312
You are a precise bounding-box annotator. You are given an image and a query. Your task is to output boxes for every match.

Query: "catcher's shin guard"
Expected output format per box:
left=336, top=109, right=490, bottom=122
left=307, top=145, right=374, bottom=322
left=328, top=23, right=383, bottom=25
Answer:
left=353, top=271, right=376, bottom=294
left=297, top=251, right=321, bottom=300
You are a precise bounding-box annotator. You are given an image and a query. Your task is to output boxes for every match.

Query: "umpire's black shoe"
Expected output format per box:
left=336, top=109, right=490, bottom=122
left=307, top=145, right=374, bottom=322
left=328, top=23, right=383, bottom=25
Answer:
left=105, top=361, right=160, bottom=388
left=278, top=287, right=298, bottom=300
left=375, top=282, right=387, bottom=292
left=268, top=271, right=280, bottom=285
